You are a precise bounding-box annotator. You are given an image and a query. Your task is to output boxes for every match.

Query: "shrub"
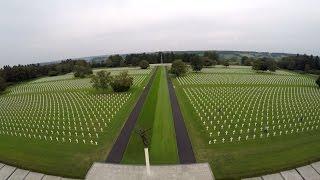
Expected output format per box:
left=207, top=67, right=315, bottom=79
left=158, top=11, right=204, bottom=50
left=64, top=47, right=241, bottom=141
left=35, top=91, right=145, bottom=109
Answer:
left=139, top=60, right=149, bottom=69
left=316, top=76, right=320, bottom=87
left=170, top=60, right=188, bottom=76
left=111, top=71, right=133, bottom=92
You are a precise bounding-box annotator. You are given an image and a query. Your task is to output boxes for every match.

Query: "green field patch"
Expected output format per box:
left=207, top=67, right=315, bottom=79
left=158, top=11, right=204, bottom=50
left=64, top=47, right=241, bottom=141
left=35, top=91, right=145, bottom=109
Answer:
left=173, top=68, right=320, bottom=179
left=0, top=68, right=151, bottom=178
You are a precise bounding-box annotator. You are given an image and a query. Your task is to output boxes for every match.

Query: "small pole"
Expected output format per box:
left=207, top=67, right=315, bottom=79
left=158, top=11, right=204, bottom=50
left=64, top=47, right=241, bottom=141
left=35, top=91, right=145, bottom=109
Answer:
left=144, top=148, right=151, bottom=175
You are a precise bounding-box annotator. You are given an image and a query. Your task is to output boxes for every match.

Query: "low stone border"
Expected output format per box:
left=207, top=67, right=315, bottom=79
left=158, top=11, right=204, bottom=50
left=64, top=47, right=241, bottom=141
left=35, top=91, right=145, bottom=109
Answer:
left=243, top=161, right=320, bottom=180
left=0, top=162, right=77, bottom=180
left=86, top=162, right=214, bottom=180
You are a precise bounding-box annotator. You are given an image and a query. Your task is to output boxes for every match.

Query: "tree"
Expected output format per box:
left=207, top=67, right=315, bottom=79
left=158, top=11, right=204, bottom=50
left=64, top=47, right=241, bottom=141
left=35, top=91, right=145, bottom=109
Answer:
left=170, top=60, right=188, bottom=77
left=268, top=60, right=277, bottom=72
left=316, top=76, right=320, bottom=87
left=91, top=71, right=113, bottom=90
left=202, top=57, right=214, bottom=67
left=106, top=55, right=123, bottom=67
left=223, top=60, right=230, bottom=68
left=190, top=55, right=204, bottom=72
left=244, top=58, right=253, bottom=66
left=131, top=57, right=140, bottom=66
left=204, top=51, right=219, bottom=61
left=111, top=71, right=133, bottom=92
left=73, top=61, right=93, bottom=78
left=252, top=58, right=277, bottom=72
left=139, top=60, right=149, bottom=69
left=241, top=56, right=249, bottom=65
left=120, top=59, right=127, bottom=67
left=0, top=77, right=6, bottom=92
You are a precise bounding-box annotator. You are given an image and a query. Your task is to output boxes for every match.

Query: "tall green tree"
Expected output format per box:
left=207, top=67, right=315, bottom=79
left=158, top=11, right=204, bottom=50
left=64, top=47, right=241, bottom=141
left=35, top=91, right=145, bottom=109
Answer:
left=170, top=60, right=188, bottom=76
left=190, top=55, right=204, bottom=72
left=91, top=71, right=113, bottom=90
left=106, top=55, right=124, bottom=67
left=241, top=56, right=249, bottom=65
left=139, top=60, right=149, bottom=69
left=223, top=60, right=230, bottom=67
left=73, top=60, right=92, bottom=78
left=252, top=58, right=277, bottom=72
left=111, top=71, right=133, bottom=92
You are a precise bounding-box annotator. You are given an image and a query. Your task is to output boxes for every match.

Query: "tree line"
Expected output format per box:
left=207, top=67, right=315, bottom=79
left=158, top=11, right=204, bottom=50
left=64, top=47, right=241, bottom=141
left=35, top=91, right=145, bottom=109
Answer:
left=277, top=54, right=320, bottom=74
left=1, top=52, right=320, bottom=93
left=0, top=59, right=91, bottom=93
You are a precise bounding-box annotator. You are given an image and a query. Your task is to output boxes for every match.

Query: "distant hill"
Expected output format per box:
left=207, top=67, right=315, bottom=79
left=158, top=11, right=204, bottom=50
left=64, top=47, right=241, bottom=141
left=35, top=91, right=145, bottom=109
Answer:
left=38, top=50, right=294, bottom=66
left=215, top=51, right=293, bottom=60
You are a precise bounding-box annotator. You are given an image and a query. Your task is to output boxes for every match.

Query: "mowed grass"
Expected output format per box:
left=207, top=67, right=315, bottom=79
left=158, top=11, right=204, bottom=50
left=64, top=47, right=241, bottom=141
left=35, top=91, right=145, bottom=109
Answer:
left=0, top=68, right=152, bottom=178
left=122, top=66, right=178, bottom=164
left=149, top=67, right=178, bottom=164
left=173, top=66, right=320, bottom=179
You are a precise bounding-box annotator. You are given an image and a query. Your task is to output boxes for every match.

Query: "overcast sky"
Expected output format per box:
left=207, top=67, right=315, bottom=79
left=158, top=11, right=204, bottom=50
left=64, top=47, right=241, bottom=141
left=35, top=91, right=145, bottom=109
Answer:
left=0, top=0, right=319, bottom=67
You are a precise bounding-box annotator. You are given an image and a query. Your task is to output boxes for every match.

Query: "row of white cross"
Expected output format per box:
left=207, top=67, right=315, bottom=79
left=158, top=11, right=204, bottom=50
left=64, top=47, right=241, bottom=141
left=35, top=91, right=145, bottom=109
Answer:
left=177, top=73, right=315, bottom=86
left=10, top=75, right=147, bottom=95
left=183, top=85, right=320, bottom=144
left=0, top=91, right=132, bottom=146
left=0, top=68, right=153, bottom=146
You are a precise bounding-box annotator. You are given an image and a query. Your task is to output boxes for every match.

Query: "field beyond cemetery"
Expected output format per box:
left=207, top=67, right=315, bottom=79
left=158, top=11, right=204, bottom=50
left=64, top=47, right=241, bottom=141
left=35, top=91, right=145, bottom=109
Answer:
left=173, top=66, right=320, bottom=179
left=0, top=67, right=152, bottom=178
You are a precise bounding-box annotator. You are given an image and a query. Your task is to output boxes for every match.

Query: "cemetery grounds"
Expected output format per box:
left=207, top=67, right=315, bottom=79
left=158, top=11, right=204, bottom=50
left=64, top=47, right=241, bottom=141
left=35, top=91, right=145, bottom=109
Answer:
left=173, top=66, right=320, bottom=179
left=0, top=67, right=153, bottom=178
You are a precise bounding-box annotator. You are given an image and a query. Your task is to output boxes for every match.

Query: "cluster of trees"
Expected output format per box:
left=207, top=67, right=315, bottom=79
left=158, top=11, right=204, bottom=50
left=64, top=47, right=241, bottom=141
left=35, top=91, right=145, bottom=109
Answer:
left=139, top=60, right=149, bottom=69
left=73, top=61, right=92, bottom=78
left=126, top=52, right=202, bottom=65
left=170, top=60, right=188, bottom=76
left=0, top=59, right=91, bottom=93
left=278, top=54, right=320, bottom=74
left=252, top=58, right=277, bottom=72
left=170, top=51, right=224, bottom=76
left=241, top=56, right=255, bottom=66
left=91, top=70, right=133, bottom=92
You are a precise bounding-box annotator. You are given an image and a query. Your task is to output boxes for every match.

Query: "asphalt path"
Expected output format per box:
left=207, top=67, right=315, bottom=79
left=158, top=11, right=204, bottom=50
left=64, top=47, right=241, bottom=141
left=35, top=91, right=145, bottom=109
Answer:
left=167, top=71, right=196, bottom=164
left=106, top=67, right=158, bottom=163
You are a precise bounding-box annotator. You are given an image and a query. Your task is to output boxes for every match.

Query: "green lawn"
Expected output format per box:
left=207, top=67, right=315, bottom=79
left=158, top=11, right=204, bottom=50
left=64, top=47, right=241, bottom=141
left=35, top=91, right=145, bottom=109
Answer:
left=122, top=66, right=178, bottom=164
left=173, top=67, right=320, bottom=179
left=0, top=68, right=151, bottom=178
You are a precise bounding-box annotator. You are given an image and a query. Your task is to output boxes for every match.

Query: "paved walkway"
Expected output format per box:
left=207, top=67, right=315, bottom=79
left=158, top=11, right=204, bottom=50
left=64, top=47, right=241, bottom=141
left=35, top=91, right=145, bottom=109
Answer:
left=243, top=161, right=320, bottom=180
left=86, top=163, right=214, bottom=180
left=0, top=162, right=76, bottom=180
left=167, top=71, right=196, bottom=164
left=106, top=67, right=158, bottom=163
